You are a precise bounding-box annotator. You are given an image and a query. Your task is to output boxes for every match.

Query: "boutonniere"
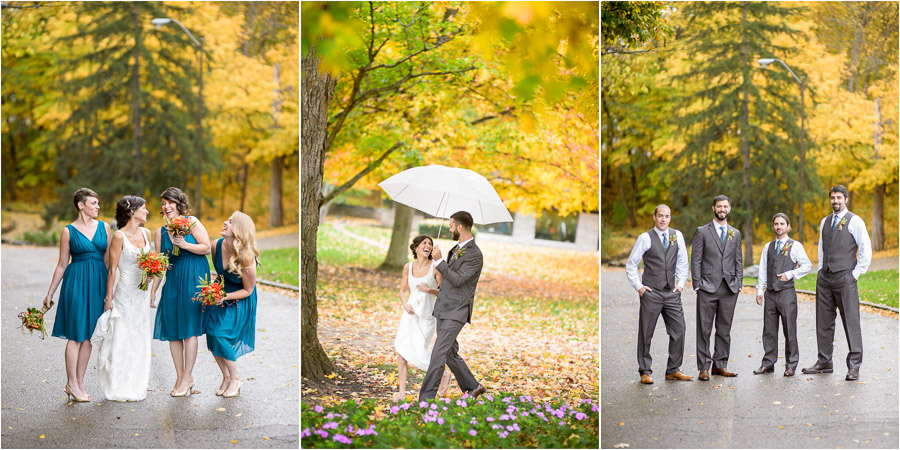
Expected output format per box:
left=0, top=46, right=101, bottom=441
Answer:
left=727, top=229, right=735, bottom=241
left=668, top=234, right=678, bottom=248
left=781, top=242, right=792, bottom=256
left=453, top=246, right=467, bottom=261
left=838, top=217, right=849, bottom=231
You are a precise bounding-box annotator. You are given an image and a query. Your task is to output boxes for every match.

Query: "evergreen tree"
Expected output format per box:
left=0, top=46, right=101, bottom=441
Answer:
left=46, top=2, right=208, bottom=222
left=671, top=1, right=815, bottom=264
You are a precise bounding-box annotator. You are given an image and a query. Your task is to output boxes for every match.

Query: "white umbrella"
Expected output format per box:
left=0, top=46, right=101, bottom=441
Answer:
left=378, top=164, right=514, bottom=238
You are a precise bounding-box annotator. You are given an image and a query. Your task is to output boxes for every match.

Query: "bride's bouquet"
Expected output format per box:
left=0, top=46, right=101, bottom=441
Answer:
left=162, top=215, right=194, bottom=255
left=137, top=249, right=170, bottom=291
left=18, top=301, right=54, bottom=340
left=192, top=274, right=226, bottom=307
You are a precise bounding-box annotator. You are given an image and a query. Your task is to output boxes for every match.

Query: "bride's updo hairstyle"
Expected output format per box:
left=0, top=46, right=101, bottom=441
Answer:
left=228, top=211, right=260, bottom=275
left=160, top=187, right=191, bottom=216
left=409, top=235, right=434, bottom=260
left=115, top=195, right=146, bottom=229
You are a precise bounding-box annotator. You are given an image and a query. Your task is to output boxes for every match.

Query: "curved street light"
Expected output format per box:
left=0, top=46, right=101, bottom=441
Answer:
left=759, top=57, right=806, bottom=243
left=152, top=17, right=205, bottom=217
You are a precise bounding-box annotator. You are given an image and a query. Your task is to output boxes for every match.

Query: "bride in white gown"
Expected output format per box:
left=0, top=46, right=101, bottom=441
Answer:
left=91, top=196, right=153, bottom=401
left=393, top=235, right=450, bottom=401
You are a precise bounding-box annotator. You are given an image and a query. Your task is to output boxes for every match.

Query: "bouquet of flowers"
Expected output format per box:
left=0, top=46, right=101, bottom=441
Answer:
left=137, top=249, right=170, bottom=291
left=162, top=215, right=194, bottom=255
left=18, top=301, right=54, bottom=340
left=192, top=274, right=226, bottom=307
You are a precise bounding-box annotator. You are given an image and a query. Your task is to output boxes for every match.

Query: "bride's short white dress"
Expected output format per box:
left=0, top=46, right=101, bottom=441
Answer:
left=394, top=263, right=439, bottom=370
left=91, top=229, right=153, bottom=401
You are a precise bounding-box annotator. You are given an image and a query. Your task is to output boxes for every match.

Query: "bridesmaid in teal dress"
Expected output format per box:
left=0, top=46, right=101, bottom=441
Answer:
left=43, top=188, right=111, bottom=402
left=149, top=187, right=211, bottom=397
left=207, top=211, right=259, bottom=398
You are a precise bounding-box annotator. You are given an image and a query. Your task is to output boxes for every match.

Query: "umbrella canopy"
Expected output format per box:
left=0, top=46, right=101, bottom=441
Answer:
left=378, top=165, right=514, bottom=225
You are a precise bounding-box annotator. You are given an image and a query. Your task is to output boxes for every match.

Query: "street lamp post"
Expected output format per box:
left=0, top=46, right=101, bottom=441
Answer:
left=152, top=18, right=205, bottom=218
left=758, top=58, right=805, bottom=243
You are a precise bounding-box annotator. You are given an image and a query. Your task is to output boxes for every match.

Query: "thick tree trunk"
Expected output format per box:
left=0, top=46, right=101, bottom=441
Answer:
left=301, top=45, right=336, bottom=382
left=871, top=97, right=885, bottom=251
left=379, top=203, right=415, bottom=272
left=269, top=63, right=284, bottom=227
left=740, top=1, right=753, bottom=266
left=131, top=2, right=142, bottom=184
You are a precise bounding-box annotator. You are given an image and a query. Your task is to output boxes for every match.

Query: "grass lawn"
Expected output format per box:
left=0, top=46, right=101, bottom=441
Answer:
left=208, top=247, right=298, bottom=286
left=745, top=268, right=898, bottom=308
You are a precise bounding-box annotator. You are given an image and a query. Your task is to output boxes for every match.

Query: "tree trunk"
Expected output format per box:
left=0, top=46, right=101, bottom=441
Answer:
left=379, top=203, right=415, bottom=272
left=740, top=1, right=753, bottom=266
left=871, top=97, right=885, bottom=251
left=131, top=2, right=142, bottom=184
left=269, top=62, right=284, bottom=227
left=301, top=44, right=336, bottom=382
left=319, top=182, right=336, bottom=224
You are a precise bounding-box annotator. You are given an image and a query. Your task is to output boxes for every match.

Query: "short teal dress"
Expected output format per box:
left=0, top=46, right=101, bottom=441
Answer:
left=153, top=222, right=209, bottom=341
left=52, top=221, right=108, bottom=342
left=206, top=238, right=257, bottom=361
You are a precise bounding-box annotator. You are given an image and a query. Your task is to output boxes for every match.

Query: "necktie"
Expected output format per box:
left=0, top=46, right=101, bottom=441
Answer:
left=776, top=241, right=783, bottom=255
left=832, top=215, right=839, bottom=231
left=719, top=226, right=726, bottom=243
left=662, top=233, right=668, bottom=250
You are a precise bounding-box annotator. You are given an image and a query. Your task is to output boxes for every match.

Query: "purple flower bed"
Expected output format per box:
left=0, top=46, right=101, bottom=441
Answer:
left=301, top=394, right=599, bottom=448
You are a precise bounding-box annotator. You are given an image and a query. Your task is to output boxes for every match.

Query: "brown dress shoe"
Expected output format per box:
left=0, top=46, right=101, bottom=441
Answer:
left=665, top=371, right=693, bottom=381
left=467, top=384, right=486, bottom=399
left=753, top=366, right=774, bottom=375
left=845, top=368, right=859, bottom=381
left=640, top=374, right=653, bottom=384
left=698, top=370, right=709, bottom=381
left=711, top=367, right=738, bottom=377
left=784, top=368, right=795, bottom=377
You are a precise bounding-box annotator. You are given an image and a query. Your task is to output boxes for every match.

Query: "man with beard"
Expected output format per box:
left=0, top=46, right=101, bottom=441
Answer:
left=691, top=195, right=743, bottom=380
left=802, top=185, right=871, bottom=381
left=753, top=213, right=811, bottom=377
left=625, top=205, right=693, bottom=384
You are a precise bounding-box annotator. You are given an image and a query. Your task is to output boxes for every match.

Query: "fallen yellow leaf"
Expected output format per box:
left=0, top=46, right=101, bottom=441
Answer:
left=216, top=408, right=226, bottom=412
left=619, top=422, right=624, bottom=426
left=779, top=426, right=785, bottom=429
left=231, top=440, right=238, bottom=444
left=38, top=435, right=45, bottom=439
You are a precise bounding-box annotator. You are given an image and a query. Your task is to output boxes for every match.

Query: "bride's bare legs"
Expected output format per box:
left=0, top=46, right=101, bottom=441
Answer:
left=393, top=354, right=408, bottom=401
left=437, top=368, right=451, bottom=397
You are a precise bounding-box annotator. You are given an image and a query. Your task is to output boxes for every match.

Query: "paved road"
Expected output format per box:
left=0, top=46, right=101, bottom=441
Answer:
left=1, top=245, right=299, bottom=449
left=601, top=268, right=899, bottom=449
left=256, top=234, right=298, bottom=251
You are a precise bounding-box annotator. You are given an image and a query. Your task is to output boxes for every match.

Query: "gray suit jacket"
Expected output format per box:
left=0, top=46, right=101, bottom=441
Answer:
left=433, top=240, right=483, bottom=324
left=691, top=221, right=743, bottom=294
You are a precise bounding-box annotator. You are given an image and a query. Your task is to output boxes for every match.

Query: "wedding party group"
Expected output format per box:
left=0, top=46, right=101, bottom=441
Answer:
left=41, top=186, right=260, bottom=403
left=625, top=185, right=871, bottom=384
left=389, top=211, right=487, bottom=402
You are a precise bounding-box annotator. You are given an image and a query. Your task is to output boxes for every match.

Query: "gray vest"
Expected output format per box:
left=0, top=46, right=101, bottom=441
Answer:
left=822, top=212, right=858, bottom=272
left=641, top=229, right=678, bottom=290
left=766, top=239, right=796, bottom=292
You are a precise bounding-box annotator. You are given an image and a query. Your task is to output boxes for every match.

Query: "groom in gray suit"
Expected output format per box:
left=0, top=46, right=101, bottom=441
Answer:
left=691, top=195, right=743, bottom=380
left=419, top=211, right=485, bottom=400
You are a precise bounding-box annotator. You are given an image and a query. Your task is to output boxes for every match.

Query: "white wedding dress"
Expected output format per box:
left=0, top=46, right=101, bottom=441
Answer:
left=91, top=229, right=153, bottom=401
left=394, top=263, right=439, bottom=371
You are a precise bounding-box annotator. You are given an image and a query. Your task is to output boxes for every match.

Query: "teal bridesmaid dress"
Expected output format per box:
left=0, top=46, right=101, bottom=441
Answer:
left=206, top=238, right=257, bottom=361
left=153, top=220, right=209, bottom=341
left=52, top=221, right=108, bottom=342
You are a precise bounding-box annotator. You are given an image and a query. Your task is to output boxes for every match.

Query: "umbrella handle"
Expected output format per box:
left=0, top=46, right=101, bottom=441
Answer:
left=436, top=219, right=444, bottom=241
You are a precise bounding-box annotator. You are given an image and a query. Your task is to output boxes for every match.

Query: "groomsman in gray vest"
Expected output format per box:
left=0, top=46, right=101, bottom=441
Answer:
left=753, top=213, right=811, bottom=377
left=625, top=205, right=693, bottom=384
left=691, top=195, right=743, bottom=380
left=802, top=185, right=871, bottom=381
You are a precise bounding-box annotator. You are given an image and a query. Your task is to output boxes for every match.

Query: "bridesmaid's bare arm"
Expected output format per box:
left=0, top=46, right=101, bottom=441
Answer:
left=44, top=227, right=72, bottom=308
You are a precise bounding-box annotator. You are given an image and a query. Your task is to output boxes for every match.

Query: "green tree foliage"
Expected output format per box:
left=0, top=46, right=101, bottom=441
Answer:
left=601, top=0, right=673, bottom=53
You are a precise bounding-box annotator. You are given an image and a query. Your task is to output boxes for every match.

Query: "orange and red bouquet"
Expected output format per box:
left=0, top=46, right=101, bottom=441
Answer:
left=18, top=301, right=54, bottom=340
left=162, top=215, right=194, bottom=255
left=192, top=274, right=226, bottom=307
left=137, top=249, right=170, bottom=291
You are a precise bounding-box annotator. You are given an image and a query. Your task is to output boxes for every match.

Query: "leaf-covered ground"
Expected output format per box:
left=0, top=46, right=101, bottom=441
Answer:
left=304, top=220, right=599, bottom=408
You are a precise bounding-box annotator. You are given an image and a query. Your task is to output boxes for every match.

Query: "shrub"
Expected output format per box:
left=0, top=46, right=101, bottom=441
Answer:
left=19, top=229, right=61, bottom=246
left=301, top=394, right=598, bottom=448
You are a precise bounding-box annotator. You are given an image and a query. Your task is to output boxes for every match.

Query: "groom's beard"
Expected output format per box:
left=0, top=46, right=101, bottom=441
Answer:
left=715, top=211, right=729, bottom=221
left=452, top=230, right=460, bottom=241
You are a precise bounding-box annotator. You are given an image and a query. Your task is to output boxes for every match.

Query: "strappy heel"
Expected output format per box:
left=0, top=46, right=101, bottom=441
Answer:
left=64, top=383, right=91, bottom=402
left=223, top=381, right=243, bottom=398
left=170, top=382, right=194, bottom=397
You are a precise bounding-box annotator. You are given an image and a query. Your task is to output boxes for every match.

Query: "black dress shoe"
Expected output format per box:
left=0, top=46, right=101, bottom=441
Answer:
left=845, top=368, right=859, bottom=381
left=467, top=384, right=485, bottom=399
left=784, top=368, right=795, bottom=377
left=801, top=363, right=834, bottom=374
left=753, top=366, right=774, bottom=375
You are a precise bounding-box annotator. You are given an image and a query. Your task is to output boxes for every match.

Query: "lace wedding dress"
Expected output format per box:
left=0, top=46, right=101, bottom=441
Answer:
left=394, top=263, right=439, bottom=370
left=91, top=229, right=153, bottom=401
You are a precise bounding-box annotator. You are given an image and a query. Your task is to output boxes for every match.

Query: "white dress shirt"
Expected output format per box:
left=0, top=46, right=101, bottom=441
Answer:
left=816, top=209, right=872, bottom=280
left=625, top=227, right=689, bottom=292
left=755, top=236, right=812, bottom=295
